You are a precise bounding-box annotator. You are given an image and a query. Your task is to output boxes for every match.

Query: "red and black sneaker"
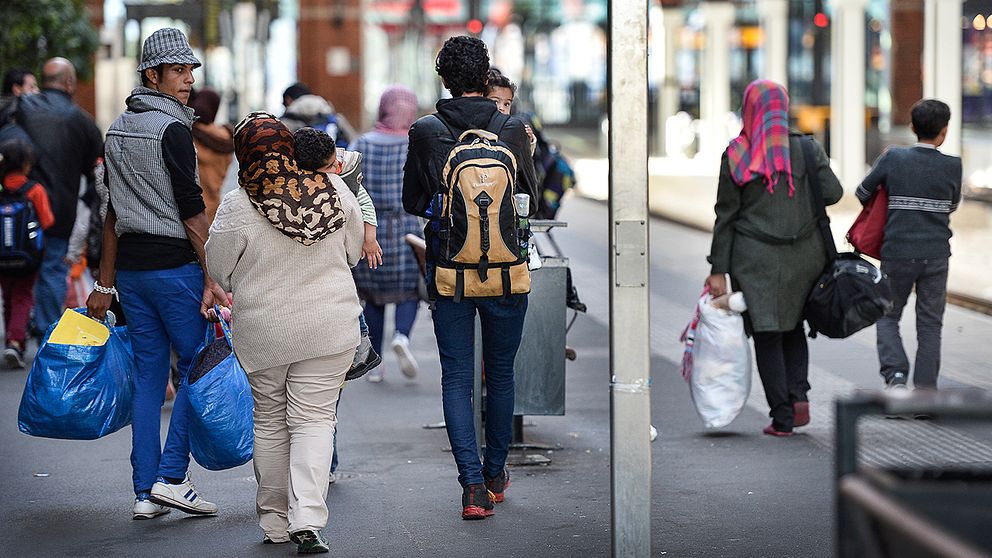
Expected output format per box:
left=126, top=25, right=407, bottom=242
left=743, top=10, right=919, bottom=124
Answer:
left=484, top=469, right=511, bottom=503
left=461, top=484, right=495, bottom=520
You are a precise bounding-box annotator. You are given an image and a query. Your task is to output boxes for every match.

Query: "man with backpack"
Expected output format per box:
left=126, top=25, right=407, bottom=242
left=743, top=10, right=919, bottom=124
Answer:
left=16, top=58, right=102, bottom=335
left=281, top=82, right=357, bottom=148
left=403, top=35, right=538, bottom=520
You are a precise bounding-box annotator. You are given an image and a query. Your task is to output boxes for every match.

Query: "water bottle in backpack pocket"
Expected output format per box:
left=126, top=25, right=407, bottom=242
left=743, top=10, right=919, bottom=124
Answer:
left=0, top=180, right=44, bottom=273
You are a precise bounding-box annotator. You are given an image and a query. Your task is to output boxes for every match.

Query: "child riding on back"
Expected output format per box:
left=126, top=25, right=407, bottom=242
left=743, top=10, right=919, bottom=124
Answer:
left=293, top=126, right=383, bottom=377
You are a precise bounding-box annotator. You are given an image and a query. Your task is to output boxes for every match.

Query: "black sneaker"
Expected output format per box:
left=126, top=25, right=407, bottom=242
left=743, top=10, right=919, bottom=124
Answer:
left=461, top=484, right=495, bottom=520
left=290, top=530, right=329, bottom=554
left=345, top=335, right=381, bottom=381
left=484, top=469, right=510, bottom=503
left=885, top=371, right=908, bottom=390
left=3, top=344, right=25, bottom=369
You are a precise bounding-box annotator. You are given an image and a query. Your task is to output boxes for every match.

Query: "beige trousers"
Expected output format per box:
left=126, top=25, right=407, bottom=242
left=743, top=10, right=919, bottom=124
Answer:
left=248, top=349, right=353, bottom=541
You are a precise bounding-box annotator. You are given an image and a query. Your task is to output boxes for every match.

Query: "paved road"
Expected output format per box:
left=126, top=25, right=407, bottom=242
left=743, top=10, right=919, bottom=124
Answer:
left=2, top=195, right=990, bottom=557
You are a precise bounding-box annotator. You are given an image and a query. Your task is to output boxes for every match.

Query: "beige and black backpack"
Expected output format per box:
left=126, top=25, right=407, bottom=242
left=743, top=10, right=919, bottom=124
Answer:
left=431, top=113, right=531, bottom=301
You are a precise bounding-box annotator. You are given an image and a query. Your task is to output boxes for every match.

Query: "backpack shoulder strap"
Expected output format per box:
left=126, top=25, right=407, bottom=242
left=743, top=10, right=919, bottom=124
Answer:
left=15, top=180, right=37, bottom=197
left=432, top=114, right=457, bottom=141
left=487, top=111, right=510, bottom=137
left=800, top=136, right=838, bottom=261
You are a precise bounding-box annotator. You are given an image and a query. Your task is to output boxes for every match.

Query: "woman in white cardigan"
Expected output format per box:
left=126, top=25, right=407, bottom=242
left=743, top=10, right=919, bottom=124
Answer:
left=206, top=112, right=363, bottom=553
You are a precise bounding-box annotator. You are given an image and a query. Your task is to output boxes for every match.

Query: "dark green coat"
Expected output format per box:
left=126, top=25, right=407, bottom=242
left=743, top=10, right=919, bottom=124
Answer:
left=708, top=134, right=843, bottom=333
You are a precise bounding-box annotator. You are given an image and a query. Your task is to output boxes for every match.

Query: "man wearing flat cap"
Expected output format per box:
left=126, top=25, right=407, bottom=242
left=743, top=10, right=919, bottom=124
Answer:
left=87, top=27, right=230, bottom=521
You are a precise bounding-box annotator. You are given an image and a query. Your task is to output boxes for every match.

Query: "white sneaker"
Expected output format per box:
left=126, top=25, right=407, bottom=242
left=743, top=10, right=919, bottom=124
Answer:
left=133, top=497, right=170, bottom=520
left=391, top=333, right=419, bottom=379
left=150, top=473, right=218, bottom=515
left=328, top=472, right=336, bottom=484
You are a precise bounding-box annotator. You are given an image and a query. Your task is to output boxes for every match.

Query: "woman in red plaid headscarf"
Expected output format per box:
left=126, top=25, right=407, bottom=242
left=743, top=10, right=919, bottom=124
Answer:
left=705, top=80, right=844, bottom=437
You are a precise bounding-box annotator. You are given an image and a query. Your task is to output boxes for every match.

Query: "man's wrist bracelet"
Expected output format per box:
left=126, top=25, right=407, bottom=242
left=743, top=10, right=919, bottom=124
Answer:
left=94, top=282, right=118, bottom=297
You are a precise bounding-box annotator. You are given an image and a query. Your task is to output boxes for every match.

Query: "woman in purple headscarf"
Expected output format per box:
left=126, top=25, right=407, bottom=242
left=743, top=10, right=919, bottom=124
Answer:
left=349, top=86, right=423, bottom=383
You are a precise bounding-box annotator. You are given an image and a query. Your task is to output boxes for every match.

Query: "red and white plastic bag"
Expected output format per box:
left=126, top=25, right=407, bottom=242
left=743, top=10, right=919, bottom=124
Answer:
left=680, top=291, right=751, bottom=429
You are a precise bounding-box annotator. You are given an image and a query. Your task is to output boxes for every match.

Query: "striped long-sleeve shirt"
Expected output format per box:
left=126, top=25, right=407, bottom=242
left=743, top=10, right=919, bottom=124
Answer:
left=856, top=145, right=962, bottom=260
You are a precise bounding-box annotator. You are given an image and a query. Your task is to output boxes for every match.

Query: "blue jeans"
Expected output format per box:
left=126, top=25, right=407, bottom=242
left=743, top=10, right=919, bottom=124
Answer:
left=364, top=300, right=418, bottom=355
left=877, top=258, right=949, bottom=388
left=433, top=295, right=527, bottom=487
left=33, top=236, right=69, bottom=333
left=116, top=263, right=208, bottom=495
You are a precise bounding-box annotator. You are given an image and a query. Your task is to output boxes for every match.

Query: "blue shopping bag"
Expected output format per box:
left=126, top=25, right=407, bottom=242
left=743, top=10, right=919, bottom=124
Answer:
left=18, top=309, right=136, bottom=440
left=185, top=311, right=253, bottom=470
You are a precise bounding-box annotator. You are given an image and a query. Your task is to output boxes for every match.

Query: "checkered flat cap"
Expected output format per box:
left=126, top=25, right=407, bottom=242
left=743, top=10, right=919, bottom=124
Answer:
left=138, top=28, right=201, bottom=72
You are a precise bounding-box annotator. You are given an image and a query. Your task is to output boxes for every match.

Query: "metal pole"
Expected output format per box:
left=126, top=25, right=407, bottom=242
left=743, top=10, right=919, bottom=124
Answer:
left=608, top=0, right=651, bottom=556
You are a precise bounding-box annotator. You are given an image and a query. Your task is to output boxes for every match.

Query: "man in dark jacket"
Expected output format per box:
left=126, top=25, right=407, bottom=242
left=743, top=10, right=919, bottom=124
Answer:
left=86, top=27, right=228, bottom=521
left=0, top=68, right=38, bottom=127
left=16, top=58, right=102, bottom=334
left=403, top=35, right=537, bottom=520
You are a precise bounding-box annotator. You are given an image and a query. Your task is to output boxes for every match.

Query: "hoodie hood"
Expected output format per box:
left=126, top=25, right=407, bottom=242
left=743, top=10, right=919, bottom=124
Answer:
left=284, top=94, right=333, bottom=122
left=435, top=96, right=499, bottom=133
left=125, top=86, right=196, bottom=128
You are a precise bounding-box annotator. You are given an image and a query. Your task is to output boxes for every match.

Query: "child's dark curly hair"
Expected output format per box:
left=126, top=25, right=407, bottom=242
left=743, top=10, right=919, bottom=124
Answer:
left=293, top=127, right=335, bottom=171
left=0, top=139, right=36, bottom=178
left=486, top=68, right=516, bottom=95
left=435, top=36, right=490, bottom=96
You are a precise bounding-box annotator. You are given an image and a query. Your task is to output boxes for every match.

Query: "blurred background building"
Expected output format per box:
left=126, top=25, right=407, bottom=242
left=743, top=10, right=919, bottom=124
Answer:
left=17, top=0, right=992, bottom=301
left=76, top=1, right=989, bottom=191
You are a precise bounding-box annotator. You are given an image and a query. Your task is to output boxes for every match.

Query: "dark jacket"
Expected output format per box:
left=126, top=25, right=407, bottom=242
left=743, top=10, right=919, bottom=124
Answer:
left=16, top=89, right=102, bottom=239
left=403, top=96, right=539, bottom=219
left=0, top=96, right=16, bottom=128
left=709, top=134, right=844, bottom=333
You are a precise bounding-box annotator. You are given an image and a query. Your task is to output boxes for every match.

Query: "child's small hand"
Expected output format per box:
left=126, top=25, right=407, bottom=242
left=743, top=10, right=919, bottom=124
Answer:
left=364, top=238, right=383, bottom=269
left=524, top=124, right=536, bottom=145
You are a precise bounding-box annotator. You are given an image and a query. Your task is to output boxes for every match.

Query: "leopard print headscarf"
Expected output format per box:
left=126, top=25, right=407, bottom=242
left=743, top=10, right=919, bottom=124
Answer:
left=234, top=112, right=346, bottom=245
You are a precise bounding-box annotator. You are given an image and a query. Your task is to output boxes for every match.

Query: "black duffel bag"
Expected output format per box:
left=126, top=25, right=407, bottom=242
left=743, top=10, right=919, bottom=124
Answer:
left=800, top=137, right=893, bottom=338
left=806, top=253, right=892, bottom=338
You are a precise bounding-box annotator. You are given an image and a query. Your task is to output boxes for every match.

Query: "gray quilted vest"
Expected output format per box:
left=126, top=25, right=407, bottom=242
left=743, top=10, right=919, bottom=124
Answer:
left=105, top=87, right=199, bottom=239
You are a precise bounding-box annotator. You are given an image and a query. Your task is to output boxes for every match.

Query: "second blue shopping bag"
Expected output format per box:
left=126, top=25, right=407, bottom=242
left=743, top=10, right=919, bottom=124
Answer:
left=184, top=309, right=253, bottom=470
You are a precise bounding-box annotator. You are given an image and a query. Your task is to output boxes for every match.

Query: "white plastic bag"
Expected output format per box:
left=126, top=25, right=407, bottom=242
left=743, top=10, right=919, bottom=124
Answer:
left=680, top=293, right=751, bottom=428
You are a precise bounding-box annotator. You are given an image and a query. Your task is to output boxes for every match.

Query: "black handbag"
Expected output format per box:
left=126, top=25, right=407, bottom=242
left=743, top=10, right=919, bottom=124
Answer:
left=800, top=137, right=893, bottom=338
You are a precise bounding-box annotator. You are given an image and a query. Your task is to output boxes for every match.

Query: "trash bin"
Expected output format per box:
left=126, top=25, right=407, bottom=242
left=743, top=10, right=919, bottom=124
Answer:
left=835, top=389, right=992, bottom=558
left=472, top=221, right=570, bottom=458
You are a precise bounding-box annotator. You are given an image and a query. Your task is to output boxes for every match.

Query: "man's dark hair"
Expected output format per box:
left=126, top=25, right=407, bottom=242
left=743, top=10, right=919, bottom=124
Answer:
left=435, top=36, right=489, bottom=97
left=293, top=127, right=335, bottom=171
left=140, top=65, right=164, bottom=87
left=911, top=99, right=951, bottom=140
left=2, top=69, right=34, bottom=96
left=486, top=69, right=516, bottom=95
left=283, top=82, right=312, bottom=103
left=0, top=139, right=37, bottom=177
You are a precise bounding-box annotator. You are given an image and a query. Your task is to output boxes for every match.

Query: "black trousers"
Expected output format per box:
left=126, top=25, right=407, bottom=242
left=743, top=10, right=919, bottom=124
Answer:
left=753, top=323, right=809, bottom=431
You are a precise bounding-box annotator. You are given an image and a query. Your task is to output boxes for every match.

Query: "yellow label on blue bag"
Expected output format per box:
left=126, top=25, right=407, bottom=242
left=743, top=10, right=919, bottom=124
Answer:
left=48, top=309, right=110, bottom=346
